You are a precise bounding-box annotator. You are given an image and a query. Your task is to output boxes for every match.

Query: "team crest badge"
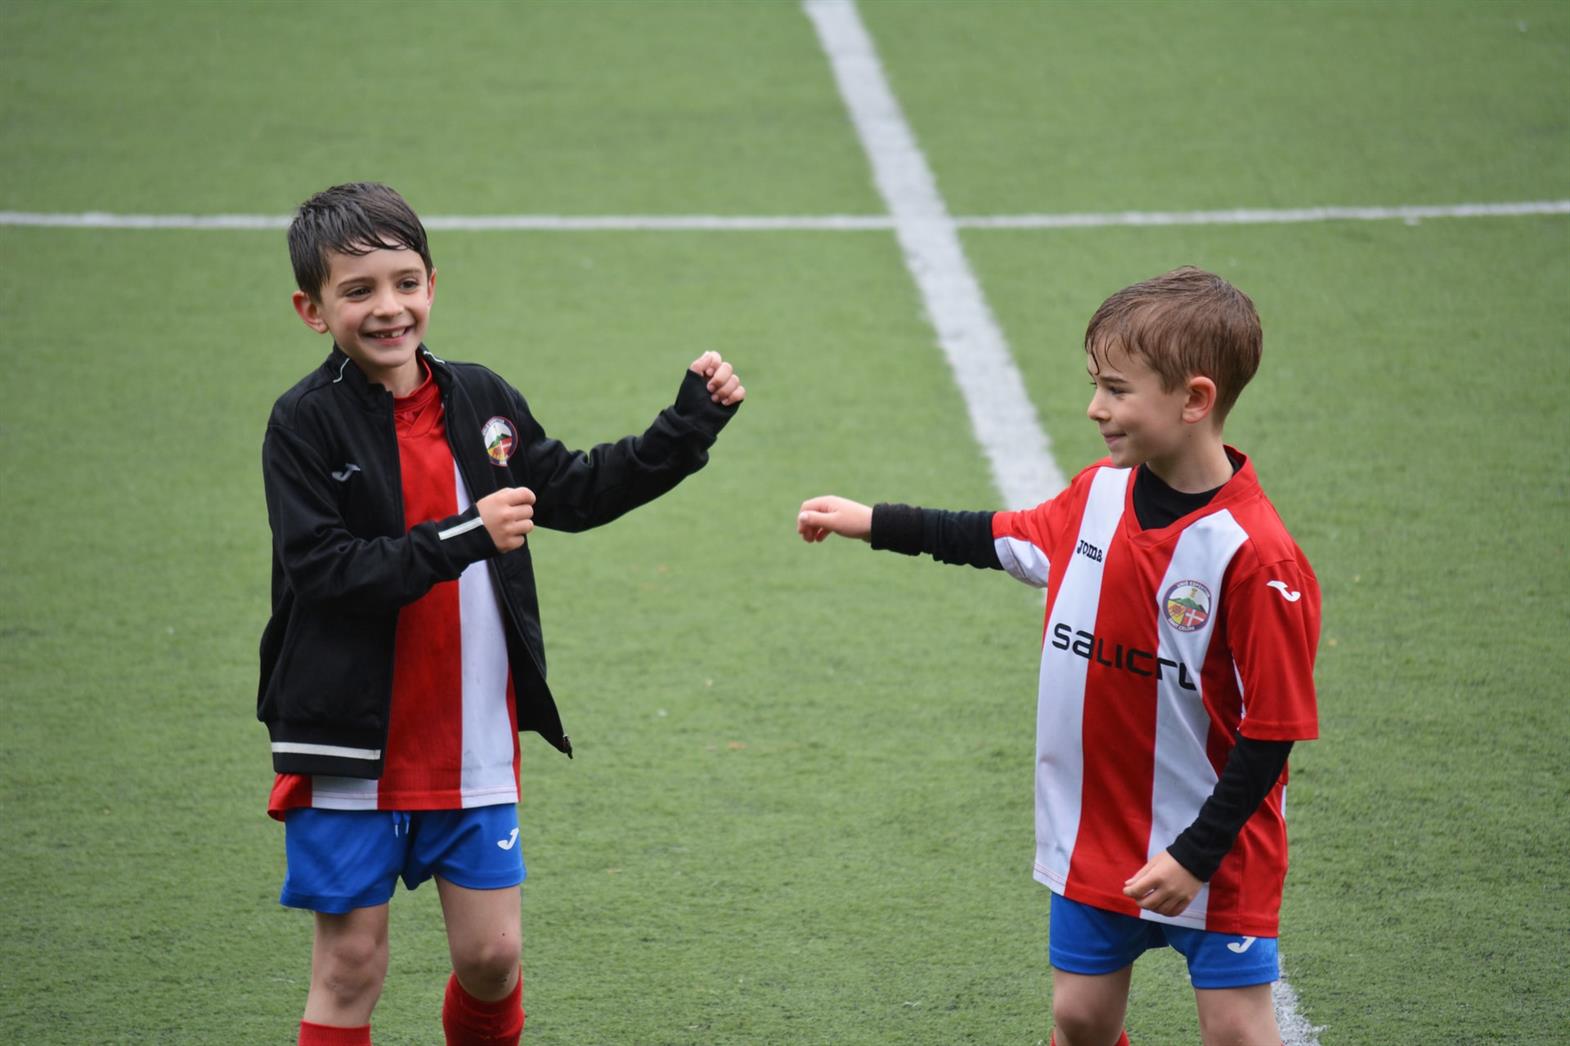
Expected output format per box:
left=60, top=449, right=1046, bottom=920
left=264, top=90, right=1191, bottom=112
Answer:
left=1163, top=580, right=1212, bottom=632
left=481, top=416, right=517, bottom=466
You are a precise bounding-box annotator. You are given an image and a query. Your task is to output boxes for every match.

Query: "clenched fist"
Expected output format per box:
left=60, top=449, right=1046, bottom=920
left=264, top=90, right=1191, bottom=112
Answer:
left=690, top=351, right=746, bottom=406
left=477, top=486, right=535, bottom=552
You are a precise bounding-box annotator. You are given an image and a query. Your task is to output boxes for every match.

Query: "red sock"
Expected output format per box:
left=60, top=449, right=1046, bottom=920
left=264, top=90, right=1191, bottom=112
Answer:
left=1048, top=1031, right=1130, bottom=1046
left=442, top=970, right=524, bottom=1046
left=298, top=1021, right=371, bottom=1046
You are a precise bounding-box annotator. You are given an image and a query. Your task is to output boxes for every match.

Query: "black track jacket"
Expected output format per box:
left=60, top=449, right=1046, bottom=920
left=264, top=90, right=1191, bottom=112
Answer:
left=258, top=346, right=738, bottom=778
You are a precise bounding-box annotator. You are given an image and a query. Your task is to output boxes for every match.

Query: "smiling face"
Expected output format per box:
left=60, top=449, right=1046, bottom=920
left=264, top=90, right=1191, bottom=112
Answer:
left=1086, top=339, right=1205, bottom=475
left=292, top=246, right=436, bottom=396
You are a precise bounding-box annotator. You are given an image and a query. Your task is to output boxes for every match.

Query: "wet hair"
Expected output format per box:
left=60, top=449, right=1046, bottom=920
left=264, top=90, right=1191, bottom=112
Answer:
left=1085, top=266, right=1262, bottom=420
left=287, top=182, right=433, bottom=298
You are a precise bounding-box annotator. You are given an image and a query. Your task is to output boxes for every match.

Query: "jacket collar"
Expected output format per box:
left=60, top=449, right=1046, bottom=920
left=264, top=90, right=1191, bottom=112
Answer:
left=323, top=345, right=452, bottom=404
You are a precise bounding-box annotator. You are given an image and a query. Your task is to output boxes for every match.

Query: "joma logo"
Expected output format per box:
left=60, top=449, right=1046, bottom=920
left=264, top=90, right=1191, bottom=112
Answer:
left=1076, top=539, right=1104, bottom=562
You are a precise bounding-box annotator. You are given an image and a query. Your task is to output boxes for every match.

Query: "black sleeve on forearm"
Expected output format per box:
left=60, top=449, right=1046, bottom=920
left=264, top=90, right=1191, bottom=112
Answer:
left=525, top=369, right=738, bottom=533
left=1167, top=737, right=1294, bottom=882
left=870, top=503, right=1002, bottom=570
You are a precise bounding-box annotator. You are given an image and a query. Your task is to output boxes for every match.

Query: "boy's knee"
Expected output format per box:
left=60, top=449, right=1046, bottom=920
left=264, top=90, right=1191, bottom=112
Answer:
left=316, top=933, right=388, bottom=1003
left=452, top=935, right=521, bottom=991
left=1052, top=1001, right=1123, bottom=1046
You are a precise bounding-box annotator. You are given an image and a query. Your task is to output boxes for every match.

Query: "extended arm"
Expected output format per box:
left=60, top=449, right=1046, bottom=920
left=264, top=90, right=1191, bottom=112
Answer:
left=797, top=498, right=1002, bottom=571
left=524, top=356, right=741, bottom=533
left=869, top=503, right=1001, bottom=570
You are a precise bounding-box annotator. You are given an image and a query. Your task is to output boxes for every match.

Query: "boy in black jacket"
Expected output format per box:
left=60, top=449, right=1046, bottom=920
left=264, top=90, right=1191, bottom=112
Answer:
left=259, top=182, right=743, bottom=1046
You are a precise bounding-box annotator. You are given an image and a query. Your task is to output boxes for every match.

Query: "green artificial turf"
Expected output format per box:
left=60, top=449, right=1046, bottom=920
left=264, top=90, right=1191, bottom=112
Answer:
left=2, top=1, right=1567, bottom=1043
left=0, top=0, right=879, bottom=216
left=862, top=0, right=1570, bottom=213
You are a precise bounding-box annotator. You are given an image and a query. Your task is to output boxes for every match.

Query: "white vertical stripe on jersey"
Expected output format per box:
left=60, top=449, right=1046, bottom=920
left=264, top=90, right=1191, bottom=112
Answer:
left=1143, top=508, right=1250, bottom=928
left=1033, top=467, right=1129, bottom=891
left=454, top=463, right=520, bottom=808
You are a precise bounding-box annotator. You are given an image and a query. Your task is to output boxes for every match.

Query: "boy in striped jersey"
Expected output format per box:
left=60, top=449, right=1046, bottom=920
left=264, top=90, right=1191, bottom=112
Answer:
left=260, top=183, right=744, bottom=1045
left=797, top=268, right=1318, bottom=1046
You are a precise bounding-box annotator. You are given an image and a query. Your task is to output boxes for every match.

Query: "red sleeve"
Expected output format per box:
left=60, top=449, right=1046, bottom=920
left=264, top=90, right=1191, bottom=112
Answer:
left=1225, top=551, right=1321, bottom=741
left=990, top=465, right=1099, bottom=587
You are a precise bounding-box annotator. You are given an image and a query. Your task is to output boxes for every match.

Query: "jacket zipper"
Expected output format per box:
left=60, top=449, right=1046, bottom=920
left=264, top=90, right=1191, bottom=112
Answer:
left=435, top=371, right=563, bottom=747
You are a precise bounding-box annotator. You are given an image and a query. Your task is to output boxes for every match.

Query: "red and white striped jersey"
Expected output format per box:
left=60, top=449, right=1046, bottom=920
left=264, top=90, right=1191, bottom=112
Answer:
left=269, top=371, right=518, bottom=818
left=993, top=453, right=1319, bottom=937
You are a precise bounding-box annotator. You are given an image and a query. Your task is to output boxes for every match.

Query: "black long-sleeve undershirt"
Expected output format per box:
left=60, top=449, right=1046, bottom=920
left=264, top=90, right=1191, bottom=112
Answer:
left=870, top=502, right=1000, bottom=568
left=1166, top=736, right=1292, bottom=881
left=867, top=459, right=1288, bottom=882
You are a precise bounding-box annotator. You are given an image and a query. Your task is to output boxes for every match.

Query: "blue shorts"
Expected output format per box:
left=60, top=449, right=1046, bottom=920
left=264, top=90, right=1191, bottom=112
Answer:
left=1048, top=893, right=1279, bottom=990
left=281, top=806, right=526, bottom=915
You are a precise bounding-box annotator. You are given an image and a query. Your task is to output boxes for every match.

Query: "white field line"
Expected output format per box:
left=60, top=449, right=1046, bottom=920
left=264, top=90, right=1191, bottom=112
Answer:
left=2, top=200, right=1566, bottom=232
left=960, top=199, right=1570, bottom=228
left=803, top=0, right=1060, bottom=510
left=0, top=212, right=894, bottom=231
left=1275, top=972, right=1327, bottom=1044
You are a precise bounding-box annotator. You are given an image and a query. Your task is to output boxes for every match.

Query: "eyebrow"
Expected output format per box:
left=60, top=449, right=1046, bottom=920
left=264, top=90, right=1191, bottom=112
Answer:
left=333, top=267, right=426, bottom=289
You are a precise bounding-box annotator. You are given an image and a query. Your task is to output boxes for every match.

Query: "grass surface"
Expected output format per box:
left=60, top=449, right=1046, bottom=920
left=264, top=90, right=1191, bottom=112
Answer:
left=2, top=1, right=1568, bottom=1043
left=864, top=0, right=1570, bottom=212
left=0, top=0, right=877, bottom=216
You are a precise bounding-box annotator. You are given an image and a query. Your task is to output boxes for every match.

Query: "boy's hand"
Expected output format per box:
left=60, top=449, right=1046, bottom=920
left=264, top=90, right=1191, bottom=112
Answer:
left=476, top=486, right=535, bottom=552
left=1122, top=851, right=1202, bottom=918
left=797, top=496, right=873, bottom=543
left=689, top=351, right=746, bottom=406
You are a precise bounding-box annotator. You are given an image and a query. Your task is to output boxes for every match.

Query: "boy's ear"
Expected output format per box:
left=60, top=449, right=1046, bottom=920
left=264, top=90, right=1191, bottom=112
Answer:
left=291, top=290, right=329, bottom=333
left=1182, top=376, right=1219, bottom=425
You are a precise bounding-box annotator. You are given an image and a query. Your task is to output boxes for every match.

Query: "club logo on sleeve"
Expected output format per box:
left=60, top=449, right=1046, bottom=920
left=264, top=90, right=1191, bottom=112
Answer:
left=1163, top=580, right=1213, bottom=632
left=481, top=416, right=517, bottom=466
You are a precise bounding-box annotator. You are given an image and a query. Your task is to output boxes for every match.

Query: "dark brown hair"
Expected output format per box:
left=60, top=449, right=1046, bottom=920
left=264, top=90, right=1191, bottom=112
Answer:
left=287, top=182, right=433, bottom=298
left=1085, top=267, right=1262, bottom=420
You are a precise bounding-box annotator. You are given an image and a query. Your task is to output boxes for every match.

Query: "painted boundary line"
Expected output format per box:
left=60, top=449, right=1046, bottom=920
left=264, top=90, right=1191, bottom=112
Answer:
left=0, top=212, right=892, bottom=231
left=4, top=199, right=1565, bottom=231
left=961, top=200, right=1570, bottom=228
left=1275, top=976, right=1324, bottom=1046
left=805, top=0, right=1324, bottom=1041
left=803, top=0, right=1060, bottom=510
